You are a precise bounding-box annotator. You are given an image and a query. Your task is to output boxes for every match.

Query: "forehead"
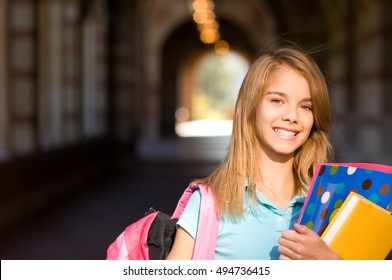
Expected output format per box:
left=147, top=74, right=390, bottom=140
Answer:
left=264, top=65, right=311, bottom=97
left=267, top=64, right=306, bottom=83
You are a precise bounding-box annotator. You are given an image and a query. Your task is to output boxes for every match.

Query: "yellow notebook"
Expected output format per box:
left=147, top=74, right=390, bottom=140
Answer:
left=321, top=192, right=392, bottom=260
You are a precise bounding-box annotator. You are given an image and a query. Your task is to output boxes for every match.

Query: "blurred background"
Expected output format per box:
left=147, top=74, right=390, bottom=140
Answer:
left=0, top=0, right=391, bottom=259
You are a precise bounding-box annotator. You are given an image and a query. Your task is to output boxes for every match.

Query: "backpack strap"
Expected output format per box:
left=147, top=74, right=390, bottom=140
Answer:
left=171, top=184, right=219, bottom=260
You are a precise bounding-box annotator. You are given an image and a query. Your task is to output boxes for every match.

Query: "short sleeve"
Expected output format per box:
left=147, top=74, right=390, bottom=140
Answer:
left=176, top=189, right=201, bottom=239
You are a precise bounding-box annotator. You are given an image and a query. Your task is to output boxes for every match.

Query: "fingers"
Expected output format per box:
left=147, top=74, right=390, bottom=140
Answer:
left=280, top=228, right=305, bottom=243
left=279, top=224, right=337, bottom=260
left=278, top=253, right=292, bottom=260
left=278, top=225, right=318, bottom=260
left=278, top=230, right=303, bottom=260
left=278, top=242, right=298, bottom=260
left=293, top=223, right=318, bottom=237
left=279, top=230, right=298, bottom=246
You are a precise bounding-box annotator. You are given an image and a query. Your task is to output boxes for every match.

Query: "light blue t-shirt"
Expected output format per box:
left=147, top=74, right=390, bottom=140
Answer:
left=177, top=189, right=305, bottom=260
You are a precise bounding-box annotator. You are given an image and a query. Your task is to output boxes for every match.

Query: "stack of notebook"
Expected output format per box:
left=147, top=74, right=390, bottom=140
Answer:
left=298, top=163, right=392, bottom=259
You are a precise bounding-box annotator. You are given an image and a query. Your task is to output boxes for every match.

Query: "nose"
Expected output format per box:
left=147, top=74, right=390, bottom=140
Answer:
left=282, top=106, right=298, bottom=124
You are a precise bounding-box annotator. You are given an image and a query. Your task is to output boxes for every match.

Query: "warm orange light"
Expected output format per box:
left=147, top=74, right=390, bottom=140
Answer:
left=198, top=21, right=218, bottom=33
left=193, top=10, right=208, bottom=24
left=215, top=40, right=230, bottom=55
left=192, top=0, right=214, bottom=11
left=200, top=29, right=220, bottom=44
left=192, top=0, right=227, bottom=46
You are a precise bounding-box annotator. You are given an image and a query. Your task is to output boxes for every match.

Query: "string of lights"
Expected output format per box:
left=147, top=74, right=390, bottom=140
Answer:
left=192, top=0, right=229, bottom=55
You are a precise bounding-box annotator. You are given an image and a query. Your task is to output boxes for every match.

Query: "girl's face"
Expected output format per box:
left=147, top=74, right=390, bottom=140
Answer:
left=255, top=65, right=314, bottom=161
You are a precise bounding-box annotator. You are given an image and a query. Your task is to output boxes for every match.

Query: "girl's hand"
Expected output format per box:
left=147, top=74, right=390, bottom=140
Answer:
left=278, top=223, right=342, bottom=260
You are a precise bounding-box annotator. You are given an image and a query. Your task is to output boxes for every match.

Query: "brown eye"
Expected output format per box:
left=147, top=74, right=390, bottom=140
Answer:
left=301, top=104, right=312, bottom=111
left=271, top=99, right=284, bottom=104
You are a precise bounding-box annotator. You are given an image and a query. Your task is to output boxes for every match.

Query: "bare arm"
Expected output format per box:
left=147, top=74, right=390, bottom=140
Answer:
left=278, top=223, right=342, bottom=260
left=166, top=226, right=196, bottom=260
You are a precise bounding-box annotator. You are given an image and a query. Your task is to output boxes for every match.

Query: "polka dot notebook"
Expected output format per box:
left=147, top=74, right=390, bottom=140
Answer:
left=298, top=163, right=392, bottom=236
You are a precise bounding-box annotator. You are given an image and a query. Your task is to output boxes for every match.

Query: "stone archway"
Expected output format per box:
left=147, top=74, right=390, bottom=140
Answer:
left=175, top=49, right=250, bottom=137
left=160, top=19, right=256, bottom=136
left=136, top=0, right=279, bottom=139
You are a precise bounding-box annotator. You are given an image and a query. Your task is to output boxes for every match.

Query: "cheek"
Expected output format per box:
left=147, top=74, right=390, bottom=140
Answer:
left=256, top=104, right=277, bottom=123
left=254, top=110, right=269, bottom=136
left=303, top=115, right=315, bottom=134
left=255, top=108, right=273, bottom=130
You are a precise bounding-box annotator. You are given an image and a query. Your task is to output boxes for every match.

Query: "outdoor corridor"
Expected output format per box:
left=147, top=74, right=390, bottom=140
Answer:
left=0, top=160, right=218, bottom=260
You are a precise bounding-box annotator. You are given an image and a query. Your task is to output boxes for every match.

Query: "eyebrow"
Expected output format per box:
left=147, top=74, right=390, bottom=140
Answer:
left=266, top=91, right=312, bottom=102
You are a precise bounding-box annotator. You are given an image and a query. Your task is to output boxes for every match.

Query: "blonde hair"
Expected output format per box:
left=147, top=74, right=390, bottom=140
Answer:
left=193, top=46, right=334, bottom=217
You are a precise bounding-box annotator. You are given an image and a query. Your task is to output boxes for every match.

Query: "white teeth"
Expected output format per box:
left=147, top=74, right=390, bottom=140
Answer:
left=274, top=128, right=297, bottom=136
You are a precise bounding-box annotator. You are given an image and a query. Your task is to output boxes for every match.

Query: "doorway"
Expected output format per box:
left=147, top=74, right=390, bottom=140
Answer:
left=176, top=50, right=249, bottom=137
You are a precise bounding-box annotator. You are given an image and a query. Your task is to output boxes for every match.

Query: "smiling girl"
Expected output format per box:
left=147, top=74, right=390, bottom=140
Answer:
left=167, top=45, right=340, bottom=260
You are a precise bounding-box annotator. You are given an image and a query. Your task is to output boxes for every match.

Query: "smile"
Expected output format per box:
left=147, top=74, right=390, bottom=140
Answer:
left=273, top=128, right=299, bottom=137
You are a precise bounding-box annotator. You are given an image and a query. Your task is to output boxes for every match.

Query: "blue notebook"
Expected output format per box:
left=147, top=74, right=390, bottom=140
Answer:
left=298, top=163, right=392, bottom=235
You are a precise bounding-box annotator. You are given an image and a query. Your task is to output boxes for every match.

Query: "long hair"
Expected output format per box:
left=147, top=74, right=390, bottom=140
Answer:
left=193, top=46, right=334, bottom=218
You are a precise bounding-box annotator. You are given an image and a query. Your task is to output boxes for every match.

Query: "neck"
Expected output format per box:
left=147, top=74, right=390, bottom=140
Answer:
left=256, top=153, right=296, bottom=209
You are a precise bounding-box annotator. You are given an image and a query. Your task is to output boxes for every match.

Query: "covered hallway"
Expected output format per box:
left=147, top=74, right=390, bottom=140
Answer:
left=1, top=0, right=392, bottom=260
left=0, top=159, right=219, bottom=259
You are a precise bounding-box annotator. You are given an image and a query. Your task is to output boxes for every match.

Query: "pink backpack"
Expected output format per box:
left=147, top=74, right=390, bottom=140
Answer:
left=106, top=184, right=219, bottom=260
